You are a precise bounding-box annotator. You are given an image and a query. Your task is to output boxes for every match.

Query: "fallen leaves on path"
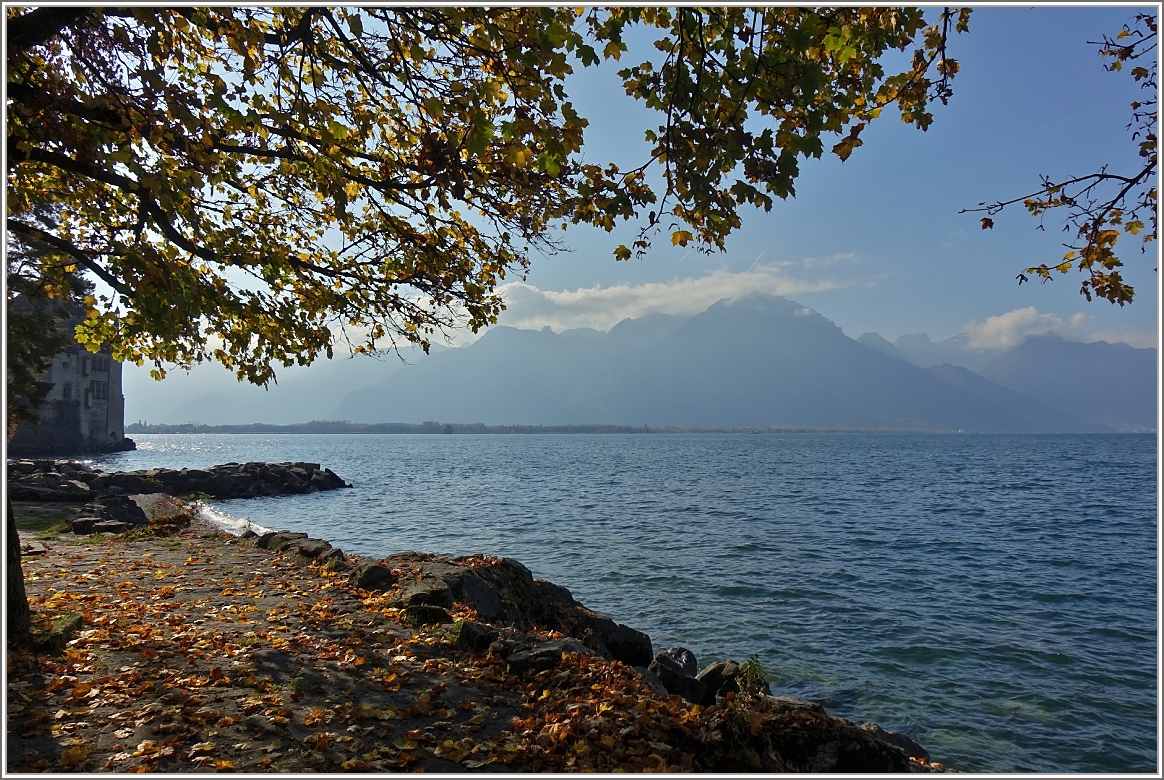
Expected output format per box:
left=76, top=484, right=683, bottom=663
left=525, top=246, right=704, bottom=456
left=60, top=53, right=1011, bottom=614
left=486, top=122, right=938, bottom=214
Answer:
left=8, top=519, right=910, bottom=774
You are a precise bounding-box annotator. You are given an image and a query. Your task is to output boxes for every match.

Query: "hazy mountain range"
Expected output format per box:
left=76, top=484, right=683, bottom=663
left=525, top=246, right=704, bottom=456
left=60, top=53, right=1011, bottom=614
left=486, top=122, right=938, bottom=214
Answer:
left=322, top=294, right=1156, bottom=433
left=124, top=294, right=1156, bottom=432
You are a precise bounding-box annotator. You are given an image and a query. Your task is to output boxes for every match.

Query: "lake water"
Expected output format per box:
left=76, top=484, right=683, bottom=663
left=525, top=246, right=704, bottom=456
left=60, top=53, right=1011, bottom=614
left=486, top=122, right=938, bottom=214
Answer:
left=89, top=433, right=1157, bottom=772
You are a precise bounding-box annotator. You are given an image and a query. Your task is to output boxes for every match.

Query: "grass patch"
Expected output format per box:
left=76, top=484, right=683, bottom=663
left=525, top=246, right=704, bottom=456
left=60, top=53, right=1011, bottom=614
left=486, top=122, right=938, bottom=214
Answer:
left=33, top=522, right=70, bottom=541
left=13, top=504, right=75, bottom=532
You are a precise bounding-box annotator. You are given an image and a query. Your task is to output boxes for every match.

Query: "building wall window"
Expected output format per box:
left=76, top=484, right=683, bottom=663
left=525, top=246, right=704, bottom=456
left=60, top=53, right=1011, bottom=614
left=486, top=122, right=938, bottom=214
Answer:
left=93, top=356, right=110, bottom=373
left=90, top=380, right=108, bottom=401
left=62, top=382, right=72, bottom=400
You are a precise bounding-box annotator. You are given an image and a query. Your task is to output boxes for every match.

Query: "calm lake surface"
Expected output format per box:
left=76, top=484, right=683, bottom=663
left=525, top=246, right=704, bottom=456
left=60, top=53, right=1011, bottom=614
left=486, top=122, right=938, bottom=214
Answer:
left=91, top=433, right=1157, bottom=772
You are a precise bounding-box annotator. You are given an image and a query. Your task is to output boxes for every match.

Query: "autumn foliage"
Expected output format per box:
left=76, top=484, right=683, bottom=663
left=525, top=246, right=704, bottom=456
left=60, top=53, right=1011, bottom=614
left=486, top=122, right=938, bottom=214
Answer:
left=7, top=7, right=968, bottom=385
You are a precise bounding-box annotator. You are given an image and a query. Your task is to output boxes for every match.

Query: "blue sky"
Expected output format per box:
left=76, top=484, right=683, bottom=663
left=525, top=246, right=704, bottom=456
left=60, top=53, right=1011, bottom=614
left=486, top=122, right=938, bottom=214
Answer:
left=506, top=5, right=1159, bottom=345
left=125, top=5, right=1159, bottom=421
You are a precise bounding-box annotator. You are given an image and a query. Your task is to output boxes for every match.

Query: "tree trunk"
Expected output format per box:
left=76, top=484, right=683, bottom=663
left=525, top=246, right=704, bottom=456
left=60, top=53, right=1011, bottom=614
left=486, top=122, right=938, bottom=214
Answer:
left=7, top=496, right=32, bottom=643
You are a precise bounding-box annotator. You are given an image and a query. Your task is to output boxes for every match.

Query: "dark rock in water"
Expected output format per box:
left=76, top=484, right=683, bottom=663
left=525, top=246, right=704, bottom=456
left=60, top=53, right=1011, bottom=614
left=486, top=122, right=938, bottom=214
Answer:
left=456, top=621, right=500, bottom=654
left=860, top=722, right=930, bottom=762
left=403, top=604, right=453, bottom=626
left=760, top=697, right=913, bottom=772
left=587, top=615, right=653, bottom=668
left=648, top=651, right=706, bottom=703
left=663, top=645, right=699, bottom=676
left=347, top=562, right=397, bottom=591
left=696, top=660, right=741, bottom=706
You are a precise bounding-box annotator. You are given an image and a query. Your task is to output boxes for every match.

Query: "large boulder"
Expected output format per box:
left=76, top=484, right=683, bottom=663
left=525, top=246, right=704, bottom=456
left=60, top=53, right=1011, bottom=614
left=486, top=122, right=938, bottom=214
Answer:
left=67, top=496, right=149, bottom=533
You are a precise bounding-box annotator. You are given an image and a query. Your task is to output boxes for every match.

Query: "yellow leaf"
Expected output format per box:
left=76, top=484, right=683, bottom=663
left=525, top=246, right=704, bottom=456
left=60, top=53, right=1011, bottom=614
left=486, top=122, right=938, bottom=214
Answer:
left=671, top=230, right=693, bottom=247
left=59, top=746, right=88, bottom=769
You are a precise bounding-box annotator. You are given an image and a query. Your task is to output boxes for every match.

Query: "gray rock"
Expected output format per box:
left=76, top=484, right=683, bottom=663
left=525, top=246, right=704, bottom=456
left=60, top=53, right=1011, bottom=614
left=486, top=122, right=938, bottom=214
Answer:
left=317, top=547, right=347, bottom=569
left=91, top=520, right=132, bottom=534
left=456, top=621, right=500, bottom=654
left=583, top=614, right=653, bottom=667
left=634, top=666, right=671, bottom=697
left=394, top=576, right=454, bottom=608
left=68, top=516, right=99, bottom=534
left=347, top=562, right=397, bottom=591
left=292, top=538, right=332, bottom=559
left=648, top=651, right=707, bottom=703
left=87, top=495, right=149, bottom=527
left=507, top=638, right=594, bottom=675
left=663, top=645, right=698, bottom=676
left=403, top=604, right=453, bottom=626
left=452, top=572, right=502, bottom=618
left=19, top=541, right=47, bottom=557
left=256, top=531, right=308, bottom=551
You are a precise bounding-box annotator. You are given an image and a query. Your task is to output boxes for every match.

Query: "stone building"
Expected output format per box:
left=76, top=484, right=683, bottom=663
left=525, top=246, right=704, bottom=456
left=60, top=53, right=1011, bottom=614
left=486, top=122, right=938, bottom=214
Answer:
left=7, top=304, right=134, bottom=456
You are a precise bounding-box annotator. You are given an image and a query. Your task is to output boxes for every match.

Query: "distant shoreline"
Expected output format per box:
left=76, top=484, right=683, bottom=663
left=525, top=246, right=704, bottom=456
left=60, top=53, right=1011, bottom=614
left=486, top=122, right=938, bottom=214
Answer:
left=124, top=421, right=1153, bottom=435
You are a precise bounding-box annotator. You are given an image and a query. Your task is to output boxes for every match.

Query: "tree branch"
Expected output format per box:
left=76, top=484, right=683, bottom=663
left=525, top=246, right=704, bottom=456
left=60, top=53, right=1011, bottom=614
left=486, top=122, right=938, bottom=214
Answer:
left=5, top=218, right=130, bottom=296
left=6, top=7, right=90, bottom=53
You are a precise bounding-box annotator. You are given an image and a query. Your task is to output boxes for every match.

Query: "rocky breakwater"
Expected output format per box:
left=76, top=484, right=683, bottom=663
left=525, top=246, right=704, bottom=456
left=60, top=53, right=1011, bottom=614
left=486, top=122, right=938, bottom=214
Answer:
left=7, top=459, right=351, bottom=534
left=248, top=529, right=942, bottom=772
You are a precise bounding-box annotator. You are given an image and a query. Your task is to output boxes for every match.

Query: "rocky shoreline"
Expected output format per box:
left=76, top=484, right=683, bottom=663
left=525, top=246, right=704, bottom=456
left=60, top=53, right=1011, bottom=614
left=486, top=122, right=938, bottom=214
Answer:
left=7, top=459, right=350, bottom=534
left=9, top=460, right=947, bottom=772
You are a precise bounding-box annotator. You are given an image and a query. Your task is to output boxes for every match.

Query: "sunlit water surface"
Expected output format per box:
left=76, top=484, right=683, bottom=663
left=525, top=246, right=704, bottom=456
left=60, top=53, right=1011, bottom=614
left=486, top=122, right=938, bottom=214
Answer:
left=89, top=433, right=1157, bottom=772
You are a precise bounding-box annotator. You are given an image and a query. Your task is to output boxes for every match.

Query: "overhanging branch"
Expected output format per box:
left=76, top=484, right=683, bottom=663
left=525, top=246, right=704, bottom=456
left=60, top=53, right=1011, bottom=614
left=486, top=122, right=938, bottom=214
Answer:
left=5, top=218, right=130, bottom=296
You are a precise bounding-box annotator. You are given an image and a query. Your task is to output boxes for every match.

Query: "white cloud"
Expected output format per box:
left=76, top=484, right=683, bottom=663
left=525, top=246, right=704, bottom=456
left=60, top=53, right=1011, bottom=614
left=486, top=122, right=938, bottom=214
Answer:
left=963, top=307, right=1090, bottom=349
left=799, top=251, right=857, bottom=268
left=494, top=262, right=845, bottom=332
